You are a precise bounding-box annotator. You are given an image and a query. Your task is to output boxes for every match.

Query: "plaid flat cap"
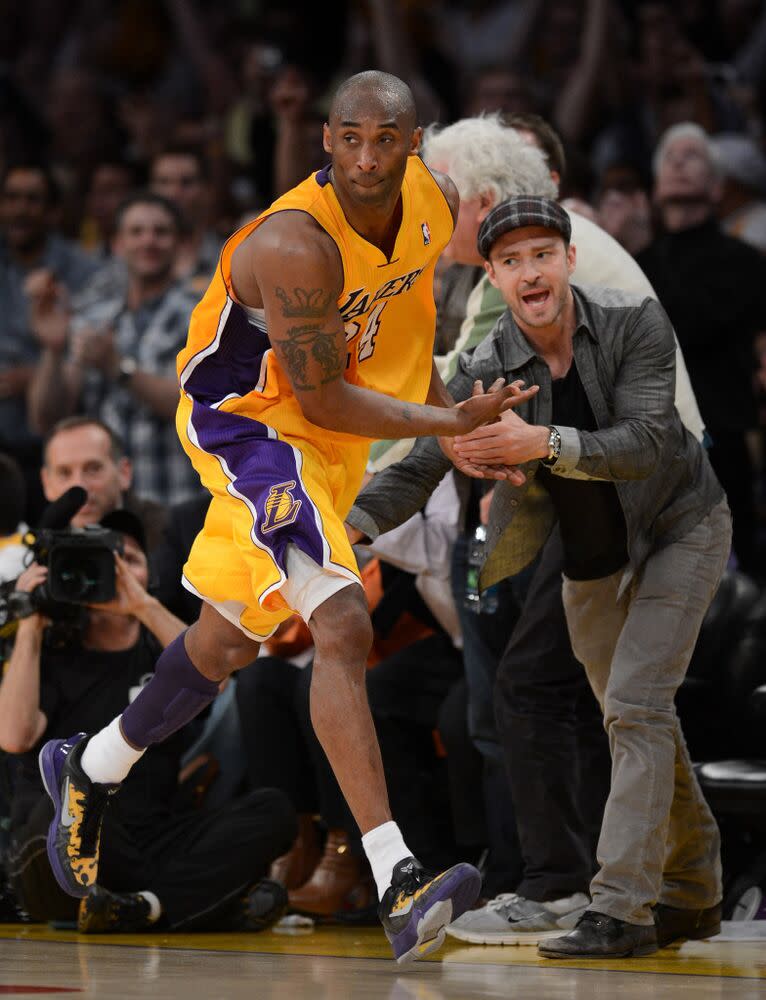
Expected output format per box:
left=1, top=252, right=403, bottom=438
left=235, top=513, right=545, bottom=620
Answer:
left=477, top=196, right=572, bottom=258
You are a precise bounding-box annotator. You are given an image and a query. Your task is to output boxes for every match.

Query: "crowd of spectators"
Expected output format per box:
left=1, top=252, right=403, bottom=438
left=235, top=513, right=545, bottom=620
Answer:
left=1, top=0, right=766, bottom=934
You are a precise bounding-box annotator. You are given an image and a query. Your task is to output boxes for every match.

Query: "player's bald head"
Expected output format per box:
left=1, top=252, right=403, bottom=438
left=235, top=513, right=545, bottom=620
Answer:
left=329, top=72, right=417, bottom=131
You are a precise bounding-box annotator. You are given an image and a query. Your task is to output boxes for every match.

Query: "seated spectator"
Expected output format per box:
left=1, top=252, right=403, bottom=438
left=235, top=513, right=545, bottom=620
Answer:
left=0, top=509, right=295, bottom=933
left=40, top=416, right=166, bottom=554
left=27, top=192, right=203, bottom=507
left=80, top=159, right=140, bottom=262
left=149, top=147, right=222, bottom=293
left=0, top=162, right=98, bottom=509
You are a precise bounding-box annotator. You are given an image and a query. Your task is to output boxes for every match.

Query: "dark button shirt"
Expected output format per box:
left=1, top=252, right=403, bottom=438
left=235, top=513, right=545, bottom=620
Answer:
left=349, top=285, right=724, bottom=587
left=538, top=362, right=628, bottom=580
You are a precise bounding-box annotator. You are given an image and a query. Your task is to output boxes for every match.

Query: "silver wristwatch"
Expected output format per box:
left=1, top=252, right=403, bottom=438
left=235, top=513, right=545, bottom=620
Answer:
left=117, top=356, right=138, bottom=387
left=542, top=425, right=562, bottom=466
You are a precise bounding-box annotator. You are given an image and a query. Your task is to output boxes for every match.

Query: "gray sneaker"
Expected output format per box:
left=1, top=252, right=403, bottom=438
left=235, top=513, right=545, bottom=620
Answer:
left=446, top=891, right=590, bottom=945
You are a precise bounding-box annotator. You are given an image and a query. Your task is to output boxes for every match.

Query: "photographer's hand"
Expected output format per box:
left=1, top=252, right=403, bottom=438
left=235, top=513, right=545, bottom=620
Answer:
left=14, top=563, right=49, bottom=630
left=88, top=554, right=186, bottom=648
left=89, top=553, right=153, bottom=618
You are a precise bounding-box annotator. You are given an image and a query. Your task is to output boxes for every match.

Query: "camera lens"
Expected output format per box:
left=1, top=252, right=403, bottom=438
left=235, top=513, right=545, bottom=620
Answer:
left=57, top=556, right=101, bottom=600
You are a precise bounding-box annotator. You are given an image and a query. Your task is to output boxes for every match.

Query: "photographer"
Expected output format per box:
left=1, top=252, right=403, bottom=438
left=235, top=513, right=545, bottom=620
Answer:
left=0, top=510, right=295, bottom=933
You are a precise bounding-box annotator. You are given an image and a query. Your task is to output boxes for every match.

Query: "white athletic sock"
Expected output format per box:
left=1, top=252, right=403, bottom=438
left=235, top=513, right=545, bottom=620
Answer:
left=80, top=716, right=146, bottom=785
left=137, top=891, right=162, bottom=923
left=362, top=821, right=412, bottom=900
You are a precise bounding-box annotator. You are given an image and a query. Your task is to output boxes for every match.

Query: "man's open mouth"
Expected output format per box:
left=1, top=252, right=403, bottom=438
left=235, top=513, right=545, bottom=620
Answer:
left=521, top=289, right=550, bottom=306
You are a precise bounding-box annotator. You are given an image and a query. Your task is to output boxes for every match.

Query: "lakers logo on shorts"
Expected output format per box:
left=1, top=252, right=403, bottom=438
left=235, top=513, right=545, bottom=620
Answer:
left=261, top=481, right=302, bottom=534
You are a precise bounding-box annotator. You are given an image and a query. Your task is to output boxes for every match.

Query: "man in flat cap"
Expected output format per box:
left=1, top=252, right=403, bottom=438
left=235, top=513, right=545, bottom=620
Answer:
left=348, top=196, right=731, bottom=958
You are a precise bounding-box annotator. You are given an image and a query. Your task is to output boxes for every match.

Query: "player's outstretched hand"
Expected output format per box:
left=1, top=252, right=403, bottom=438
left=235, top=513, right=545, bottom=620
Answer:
left=454, top=379, right=538, bottom=434
left=438, top=379, right=537, bottom=482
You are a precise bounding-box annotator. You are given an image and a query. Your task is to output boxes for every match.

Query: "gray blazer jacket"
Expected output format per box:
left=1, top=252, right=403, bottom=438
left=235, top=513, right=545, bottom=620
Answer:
left=348, top=284, right=724, bottom=588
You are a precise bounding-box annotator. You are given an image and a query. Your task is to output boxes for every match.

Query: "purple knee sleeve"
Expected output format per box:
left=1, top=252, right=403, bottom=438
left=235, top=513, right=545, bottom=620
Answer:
left=120, top=632, right=220, bottom=748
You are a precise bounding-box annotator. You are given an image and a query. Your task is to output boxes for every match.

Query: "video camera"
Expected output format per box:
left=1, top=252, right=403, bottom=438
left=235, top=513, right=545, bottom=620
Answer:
left=0, top=486, right=123, bottom=642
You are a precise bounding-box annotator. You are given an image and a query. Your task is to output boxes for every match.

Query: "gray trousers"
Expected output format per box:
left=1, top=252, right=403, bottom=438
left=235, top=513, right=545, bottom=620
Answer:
left=561, top=500, right=731, bottom=926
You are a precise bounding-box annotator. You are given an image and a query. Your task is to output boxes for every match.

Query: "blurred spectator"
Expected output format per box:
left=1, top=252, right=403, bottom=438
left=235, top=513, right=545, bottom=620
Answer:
left=46, top=69, right=123, bottom=198
left=40, top=417, right=166, bottom=552
left=434, top=0, right=543, bottom=80
left=224, top=37, right=283, bottom=206
left=505, top=112, right=566, bottom=189
left=27, top=191, right=201, bottom=506
left=0, top=69, right=48, bottom=168
left=0, top=162, right=97, bottom=512
left=461, top=67, right=540, bottom=120
left=267, top=65, right=326, bottom=199
left=0, top=453, right=28, bottom=585
left=710, top=132, right=766, bottom=253
left=594, top=164, right=653, bottom=256
left=80, top=159, right=140, bottom=262
left=637, top=122, right=766, bottom=575
left=149, top=146, right=222, bottom=291
left=634, top=3, right=747, bottom=139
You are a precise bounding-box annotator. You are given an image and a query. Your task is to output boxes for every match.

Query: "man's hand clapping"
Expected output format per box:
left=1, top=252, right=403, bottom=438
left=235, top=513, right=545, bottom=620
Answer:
left=25, top=269, right=71, bottom=354
left=439, top=378, right=538, bottom=483
left=453, top=406, right=550, bottom=470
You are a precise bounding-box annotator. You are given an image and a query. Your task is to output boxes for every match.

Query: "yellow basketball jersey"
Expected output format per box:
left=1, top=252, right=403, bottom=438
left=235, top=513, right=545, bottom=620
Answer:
left=176, top=157, right=452, bottom=637
left=177, top=156, right=454, bottom=462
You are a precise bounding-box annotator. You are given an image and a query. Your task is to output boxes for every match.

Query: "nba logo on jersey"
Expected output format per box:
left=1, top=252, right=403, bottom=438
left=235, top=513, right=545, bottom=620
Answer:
left=261, top=481, right=302, bottom=533
left=421, top=221, right=431, bottom=245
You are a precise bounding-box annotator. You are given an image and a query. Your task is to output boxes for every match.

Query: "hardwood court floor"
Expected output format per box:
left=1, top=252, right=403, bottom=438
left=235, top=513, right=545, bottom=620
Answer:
left=2, top=923, right=766, bottom=998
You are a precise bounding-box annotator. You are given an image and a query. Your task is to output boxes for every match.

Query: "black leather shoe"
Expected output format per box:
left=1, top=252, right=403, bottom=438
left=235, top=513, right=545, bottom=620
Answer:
left=653, top=902, right=721, bottom=948
left=538, top=910, right=658, bottom=958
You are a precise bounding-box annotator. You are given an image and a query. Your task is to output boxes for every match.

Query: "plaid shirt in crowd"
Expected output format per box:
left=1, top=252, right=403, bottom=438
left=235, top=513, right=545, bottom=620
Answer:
left=75, top=281, right=201, bottom=506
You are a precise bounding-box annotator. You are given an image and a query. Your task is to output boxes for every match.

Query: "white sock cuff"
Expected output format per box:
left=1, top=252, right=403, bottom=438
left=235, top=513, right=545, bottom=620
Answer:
left=80, top=716, right=146, bottom=785
left=137, top=890, right=162, bottom=923
left=361, top=821, right=411, bottom=901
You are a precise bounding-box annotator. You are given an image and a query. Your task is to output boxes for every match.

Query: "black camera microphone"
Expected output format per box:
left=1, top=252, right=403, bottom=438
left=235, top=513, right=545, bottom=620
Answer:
left=37, top=486, right=87, bottom=531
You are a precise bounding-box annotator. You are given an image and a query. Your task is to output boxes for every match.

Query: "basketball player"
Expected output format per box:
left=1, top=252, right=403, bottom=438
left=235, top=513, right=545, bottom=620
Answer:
left=39, top=72, right=535, bottom=963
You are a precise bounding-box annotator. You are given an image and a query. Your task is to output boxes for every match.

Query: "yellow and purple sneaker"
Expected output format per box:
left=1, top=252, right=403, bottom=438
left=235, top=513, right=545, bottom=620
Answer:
left=379, top=857, right=481, bottom=963
left=38, top=734, right=118, bottom=898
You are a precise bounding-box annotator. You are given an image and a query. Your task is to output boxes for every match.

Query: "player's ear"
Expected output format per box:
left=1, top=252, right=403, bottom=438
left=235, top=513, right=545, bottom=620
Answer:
left=323, top=123, right=332, bottom=155
left=409, top=127, right=423, bottom=155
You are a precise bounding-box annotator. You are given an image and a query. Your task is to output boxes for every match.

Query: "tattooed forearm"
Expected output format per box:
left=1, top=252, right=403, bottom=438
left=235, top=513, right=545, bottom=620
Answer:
left=276, top=286, right=334, bottom=318
left=313, top=334, right=345, bottom=384
left=276, top=324, right=344, bottom=389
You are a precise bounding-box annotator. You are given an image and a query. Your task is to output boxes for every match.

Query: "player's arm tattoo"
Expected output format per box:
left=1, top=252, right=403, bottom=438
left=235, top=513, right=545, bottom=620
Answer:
left=275, top=286, right=334, bottom=319
left=273, top=285, right=344, bottom=389
left=276, top=324, right=345, bottom=389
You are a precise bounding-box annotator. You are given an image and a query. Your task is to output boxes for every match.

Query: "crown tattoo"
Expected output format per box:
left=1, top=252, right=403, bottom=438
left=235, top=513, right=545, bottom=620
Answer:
left=276, top=286, right=332, bottom=318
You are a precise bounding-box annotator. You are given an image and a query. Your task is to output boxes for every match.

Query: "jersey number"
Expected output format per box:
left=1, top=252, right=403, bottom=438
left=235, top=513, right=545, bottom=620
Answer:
left=344, top=302, right=386, bottom=363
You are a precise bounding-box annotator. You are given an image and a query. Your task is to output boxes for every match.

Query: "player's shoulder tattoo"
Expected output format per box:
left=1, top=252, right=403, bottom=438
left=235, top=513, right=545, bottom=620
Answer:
left=275, top=286, right=333, bottom=319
